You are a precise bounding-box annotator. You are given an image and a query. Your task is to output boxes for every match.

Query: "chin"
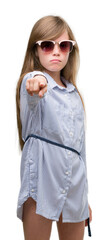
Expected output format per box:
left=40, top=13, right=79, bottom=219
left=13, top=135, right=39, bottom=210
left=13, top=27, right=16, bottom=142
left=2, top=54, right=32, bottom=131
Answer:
left=47, top=67, right=62, bottom=72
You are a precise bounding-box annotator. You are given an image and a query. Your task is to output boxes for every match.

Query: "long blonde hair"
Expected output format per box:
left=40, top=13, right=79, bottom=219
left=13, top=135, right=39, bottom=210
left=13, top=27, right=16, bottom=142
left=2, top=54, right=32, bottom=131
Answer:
left=16, top=15, right=84, bottom=150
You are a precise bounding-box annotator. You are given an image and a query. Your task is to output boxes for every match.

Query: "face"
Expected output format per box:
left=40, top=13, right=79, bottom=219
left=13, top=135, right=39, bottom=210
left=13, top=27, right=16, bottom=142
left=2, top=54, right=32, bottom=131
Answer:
left=36, top=31, right=70, bottom=75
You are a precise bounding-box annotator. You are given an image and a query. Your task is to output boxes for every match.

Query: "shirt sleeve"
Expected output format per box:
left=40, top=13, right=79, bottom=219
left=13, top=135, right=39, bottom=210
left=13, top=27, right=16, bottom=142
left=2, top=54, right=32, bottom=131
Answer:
left=80, top=130, right=89, bottom=193
left=20, top=71, right=48, bottom=108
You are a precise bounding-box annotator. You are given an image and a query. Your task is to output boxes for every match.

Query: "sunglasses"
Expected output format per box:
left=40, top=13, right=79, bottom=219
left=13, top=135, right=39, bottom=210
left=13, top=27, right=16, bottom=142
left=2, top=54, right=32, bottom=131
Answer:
left=35, top=40, right=76, bottom=53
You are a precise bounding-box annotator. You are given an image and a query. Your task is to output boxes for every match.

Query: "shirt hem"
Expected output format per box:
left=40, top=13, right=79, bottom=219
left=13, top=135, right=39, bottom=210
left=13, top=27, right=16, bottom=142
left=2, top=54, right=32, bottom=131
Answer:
left=62, top=214, right=89, bottom=223
left=36, top=209, right=59, bottom=221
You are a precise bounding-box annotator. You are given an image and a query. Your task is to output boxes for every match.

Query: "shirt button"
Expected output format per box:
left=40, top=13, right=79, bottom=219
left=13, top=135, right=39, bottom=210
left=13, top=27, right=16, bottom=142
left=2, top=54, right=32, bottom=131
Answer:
left=31, top=189, right=34, bottom=192
left=69, top=131, right=73, bottom=136
left=67, top=150, right=71, bottom=155
left=65, top=171, right=69, bottom=175
left=62, top=189, right=66, bottom=194
left=64, top=94, right=67, bottom=97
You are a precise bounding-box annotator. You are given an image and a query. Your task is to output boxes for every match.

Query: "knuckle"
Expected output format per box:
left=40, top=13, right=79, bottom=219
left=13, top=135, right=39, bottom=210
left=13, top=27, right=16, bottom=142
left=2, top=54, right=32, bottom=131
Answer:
left=34, top=90, right=39, bottom=94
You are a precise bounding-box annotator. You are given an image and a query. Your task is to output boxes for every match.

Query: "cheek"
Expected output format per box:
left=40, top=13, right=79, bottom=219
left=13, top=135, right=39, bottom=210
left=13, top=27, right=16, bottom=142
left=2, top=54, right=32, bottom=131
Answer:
left=38, top=54, right=49, bottom=68
left=39, top=55, right=47, bottom=66
left=37, top=48, right=47, bottom=66
left=62, top=53, right=69, bottom=66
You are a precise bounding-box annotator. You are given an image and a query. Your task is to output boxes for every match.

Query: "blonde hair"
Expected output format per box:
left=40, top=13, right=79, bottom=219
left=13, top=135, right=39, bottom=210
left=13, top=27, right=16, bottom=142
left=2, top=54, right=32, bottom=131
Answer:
left=16, top=15, right=84, bottom=150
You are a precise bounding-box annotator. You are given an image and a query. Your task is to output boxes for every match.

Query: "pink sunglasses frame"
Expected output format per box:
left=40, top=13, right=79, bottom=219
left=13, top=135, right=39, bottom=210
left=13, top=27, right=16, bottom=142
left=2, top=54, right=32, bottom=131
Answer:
left=35, top=40, right=76, bottom=53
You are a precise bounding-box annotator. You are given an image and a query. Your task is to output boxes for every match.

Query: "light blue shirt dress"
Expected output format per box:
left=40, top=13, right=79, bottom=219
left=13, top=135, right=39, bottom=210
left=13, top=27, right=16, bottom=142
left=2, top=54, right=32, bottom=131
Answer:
left=17, top=70, right=89, bottom=224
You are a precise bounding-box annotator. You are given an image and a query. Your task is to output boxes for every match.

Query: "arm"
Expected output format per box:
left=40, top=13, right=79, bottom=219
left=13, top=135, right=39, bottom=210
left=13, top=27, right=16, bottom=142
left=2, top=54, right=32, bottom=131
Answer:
left=20, top=71, right=48, bottom=140
left=80, top=129, right=89, bottom=193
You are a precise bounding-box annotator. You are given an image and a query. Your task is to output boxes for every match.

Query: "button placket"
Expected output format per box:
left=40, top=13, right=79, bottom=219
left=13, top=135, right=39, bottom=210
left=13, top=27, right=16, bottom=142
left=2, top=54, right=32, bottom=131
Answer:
left=62, top=92, right=75, bottom=197
left=62, top=169, right=71, bottom=195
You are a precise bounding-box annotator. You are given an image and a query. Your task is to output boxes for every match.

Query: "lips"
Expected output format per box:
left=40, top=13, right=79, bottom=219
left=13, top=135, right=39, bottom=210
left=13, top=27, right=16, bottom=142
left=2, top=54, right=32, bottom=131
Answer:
left=50, top=59, right=61, bottom=62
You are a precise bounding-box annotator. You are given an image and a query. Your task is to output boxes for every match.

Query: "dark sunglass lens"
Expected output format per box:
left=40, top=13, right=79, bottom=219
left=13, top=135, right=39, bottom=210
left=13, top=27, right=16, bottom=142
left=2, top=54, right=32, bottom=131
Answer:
left=60, top=41, right=72, bottom=52
left=41, top=41, right=54, bottom=52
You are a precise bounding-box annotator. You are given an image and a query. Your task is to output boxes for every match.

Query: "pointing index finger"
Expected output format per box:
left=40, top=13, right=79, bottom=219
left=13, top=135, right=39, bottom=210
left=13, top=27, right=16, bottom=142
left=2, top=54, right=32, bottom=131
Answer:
left=40, top=81, right=47, bottom=88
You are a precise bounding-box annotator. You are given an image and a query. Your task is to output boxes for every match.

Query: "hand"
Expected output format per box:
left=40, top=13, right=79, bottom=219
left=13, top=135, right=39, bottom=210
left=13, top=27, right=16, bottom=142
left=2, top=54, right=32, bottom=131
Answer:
left=26, top=75, right=48, bottom=98
left=85, top=204, right=92, bottom=226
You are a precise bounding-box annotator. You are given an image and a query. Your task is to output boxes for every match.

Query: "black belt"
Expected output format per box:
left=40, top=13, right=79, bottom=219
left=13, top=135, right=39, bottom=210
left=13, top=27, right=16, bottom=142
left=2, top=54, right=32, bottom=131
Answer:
left=25, top=134, right=91, bottom=237
left=25, top=134, right=80, bottom=155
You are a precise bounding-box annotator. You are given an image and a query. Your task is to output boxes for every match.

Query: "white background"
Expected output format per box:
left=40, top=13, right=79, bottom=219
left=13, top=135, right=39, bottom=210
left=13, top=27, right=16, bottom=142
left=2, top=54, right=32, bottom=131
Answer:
left=0, top=0, right=108, bottom=239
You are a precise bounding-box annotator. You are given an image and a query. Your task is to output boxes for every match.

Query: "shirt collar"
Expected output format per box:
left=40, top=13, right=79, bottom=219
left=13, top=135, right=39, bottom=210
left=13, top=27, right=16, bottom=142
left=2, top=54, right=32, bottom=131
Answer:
left=43, top=72, right=75, bottom=93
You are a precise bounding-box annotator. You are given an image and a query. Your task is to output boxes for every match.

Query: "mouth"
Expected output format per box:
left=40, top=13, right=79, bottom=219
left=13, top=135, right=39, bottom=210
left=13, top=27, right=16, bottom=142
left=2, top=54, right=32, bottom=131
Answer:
left=50, top=59, right=61, bottom=62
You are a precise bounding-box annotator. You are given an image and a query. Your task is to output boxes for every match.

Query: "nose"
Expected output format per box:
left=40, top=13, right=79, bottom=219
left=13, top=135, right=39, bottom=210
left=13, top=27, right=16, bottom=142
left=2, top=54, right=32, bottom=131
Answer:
left=52, top=43, right=60, bottom=55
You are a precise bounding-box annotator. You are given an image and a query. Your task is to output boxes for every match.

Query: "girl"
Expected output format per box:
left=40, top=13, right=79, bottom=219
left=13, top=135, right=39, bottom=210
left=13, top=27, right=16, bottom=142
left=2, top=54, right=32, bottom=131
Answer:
left=16, top=15, right=92, bottom=240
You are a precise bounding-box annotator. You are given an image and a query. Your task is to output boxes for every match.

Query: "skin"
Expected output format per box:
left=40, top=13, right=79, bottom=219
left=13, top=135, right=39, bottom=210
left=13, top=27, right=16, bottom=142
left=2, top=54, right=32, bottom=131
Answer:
left=23, top=198, right=92, bottom=240
left=26, top=31, right=70, bottom=97
left=25, top=31, right=92, bottom=240
left=36, top=31, right=70, bottom=84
